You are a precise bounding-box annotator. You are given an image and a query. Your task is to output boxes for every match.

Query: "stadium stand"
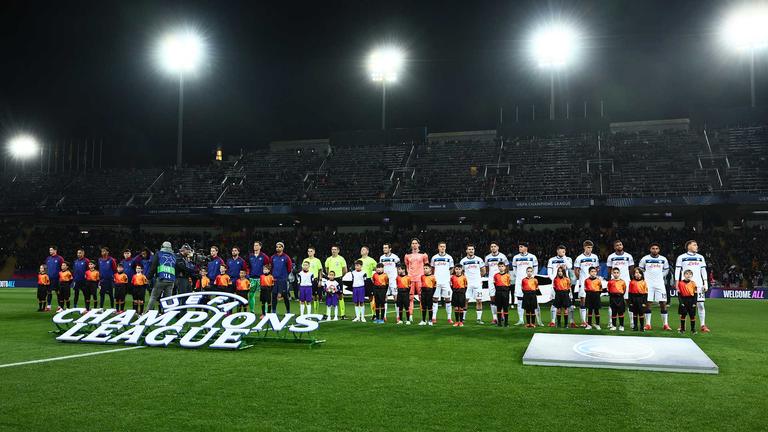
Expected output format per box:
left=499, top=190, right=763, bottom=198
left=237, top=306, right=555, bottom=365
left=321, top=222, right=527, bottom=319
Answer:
left=3, top=125, right=765, bottom=211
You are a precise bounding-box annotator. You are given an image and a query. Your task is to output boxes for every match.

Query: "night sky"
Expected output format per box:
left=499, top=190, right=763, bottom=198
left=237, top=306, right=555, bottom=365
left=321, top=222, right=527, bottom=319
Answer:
left=0, top=0, right=764, bottom=167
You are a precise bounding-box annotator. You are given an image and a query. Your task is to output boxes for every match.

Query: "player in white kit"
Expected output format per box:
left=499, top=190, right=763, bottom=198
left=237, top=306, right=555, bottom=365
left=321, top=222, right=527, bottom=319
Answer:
left=379, top=243, right=400, bottom=322
left=574, top=240, right=599, bottom=326
left=511, top=241, right=539, bottom=325
left=638, top=242, right=671, bottom=331
left=606, top=239, right=635, bottom=325
left=546, top=245, right=573, bottom=327
left=430, top=241, right=454, bottom=323
left=460, top=244, right=486, bottom=324
left=675, top=240, right=710, bottom=333
left=485, top=241, right=509, bottom=325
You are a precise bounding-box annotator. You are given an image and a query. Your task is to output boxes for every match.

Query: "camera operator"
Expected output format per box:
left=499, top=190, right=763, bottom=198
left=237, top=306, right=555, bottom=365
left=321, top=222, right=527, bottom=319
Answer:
left=145, top=241, right=178, bottom=312
left=174, top=243, right=198, bottom=295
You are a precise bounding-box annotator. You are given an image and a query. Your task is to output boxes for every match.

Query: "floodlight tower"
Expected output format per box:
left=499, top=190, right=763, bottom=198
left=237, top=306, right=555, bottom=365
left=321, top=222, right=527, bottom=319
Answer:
left=722, top=5, right=768, bottom=107
left=155, top=28, right=205, bottom=167
left=530, top=24, right=578, bottom=120
left=368, top=47, right=404, bottom=130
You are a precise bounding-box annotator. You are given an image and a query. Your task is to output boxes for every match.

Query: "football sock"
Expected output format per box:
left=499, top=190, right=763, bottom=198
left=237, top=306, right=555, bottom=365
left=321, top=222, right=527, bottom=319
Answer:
left=697, top=303, right=706, bottom=326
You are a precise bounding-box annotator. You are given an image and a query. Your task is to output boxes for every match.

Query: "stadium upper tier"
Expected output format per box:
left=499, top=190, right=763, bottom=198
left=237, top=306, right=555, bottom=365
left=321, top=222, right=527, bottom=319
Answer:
left=1, top=125, right=766, bottom=211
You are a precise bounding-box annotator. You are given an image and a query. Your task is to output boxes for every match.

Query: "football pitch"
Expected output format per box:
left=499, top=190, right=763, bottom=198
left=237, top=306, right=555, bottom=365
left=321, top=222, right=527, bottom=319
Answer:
left=0, top=288, right=765, bottom=431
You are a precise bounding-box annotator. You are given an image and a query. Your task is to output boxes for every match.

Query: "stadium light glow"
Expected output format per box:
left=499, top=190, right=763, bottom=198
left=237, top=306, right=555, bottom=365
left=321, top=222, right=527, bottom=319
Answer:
left=156, top=28, right=205, bottom=74
left=154, top=26, right=208, bottom=168
left=368, top=47, right=404, bottom=82
left=530, top=23, right=578, bottom=69
left=721, top=5, right=768, bottom=51
left=720, top=5, right=768, bottom=108
left=7, top=134, right=39, bottom=159
left=368, top=46, right=405, bottom=130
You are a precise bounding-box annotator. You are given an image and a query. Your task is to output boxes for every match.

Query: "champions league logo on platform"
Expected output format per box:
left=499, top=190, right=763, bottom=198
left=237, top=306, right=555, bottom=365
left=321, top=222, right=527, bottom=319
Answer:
left=51, top=292, right=324, bottom=350
left=573, top=338, right=655, bottom=361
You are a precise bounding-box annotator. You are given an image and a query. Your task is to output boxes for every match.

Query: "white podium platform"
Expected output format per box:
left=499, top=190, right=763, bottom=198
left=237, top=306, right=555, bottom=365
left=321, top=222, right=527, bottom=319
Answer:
left=522, top=333, right=718, bottom=374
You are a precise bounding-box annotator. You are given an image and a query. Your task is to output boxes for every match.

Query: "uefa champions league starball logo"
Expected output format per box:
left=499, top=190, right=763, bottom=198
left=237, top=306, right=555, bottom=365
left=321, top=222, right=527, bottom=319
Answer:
left=573, top=338, right=655, bottom=361
left=51, top=291, right=324, bottom=350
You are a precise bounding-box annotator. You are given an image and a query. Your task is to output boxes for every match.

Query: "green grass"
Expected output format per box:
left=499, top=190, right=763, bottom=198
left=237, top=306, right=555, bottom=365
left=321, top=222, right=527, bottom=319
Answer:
left=0, top=288, right=766, bottom=431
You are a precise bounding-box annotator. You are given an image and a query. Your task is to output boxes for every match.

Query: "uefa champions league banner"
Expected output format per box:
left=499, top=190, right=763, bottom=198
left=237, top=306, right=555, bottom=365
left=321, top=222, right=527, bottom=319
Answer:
left=50, top=292, right=324, bottom=350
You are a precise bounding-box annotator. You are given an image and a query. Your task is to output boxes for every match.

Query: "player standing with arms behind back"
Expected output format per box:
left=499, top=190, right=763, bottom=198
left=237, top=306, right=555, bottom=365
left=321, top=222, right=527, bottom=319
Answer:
left=638, top=242, right=671, bottom=331
left=675, top=240, right=710, bottom=332
left=460, top=244, right=486, bottom=324
left=430, top=241, right=454, bottom=324
left=379, top=243, right=400, bottom=322
left=404, top=238, right=429, bottom=320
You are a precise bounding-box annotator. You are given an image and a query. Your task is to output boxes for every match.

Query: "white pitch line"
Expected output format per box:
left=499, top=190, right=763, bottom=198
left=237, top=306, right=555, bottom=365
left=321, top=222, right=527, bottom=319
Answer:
left=0, top=346, right=145, bottom=369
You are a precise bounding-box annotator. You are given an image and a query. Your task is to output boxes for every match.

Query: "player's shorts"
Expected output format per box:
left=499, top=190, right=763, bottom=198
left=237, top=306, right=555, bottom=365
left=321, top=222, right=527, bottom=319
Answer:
left=37, top=285, right=48, bottom=301
left=577, top=283, right=586, bottom=299
left=467, top=284, right=483, bottom=301
left=585, top=291, right=601, bottom=310
left=494, top=287, right=511, bottom=308
left=629, top=293, right=647, bottom=313
left=433, top=283, right=452, bottom=300
left=451, top=288, right=467, bottom=308
left=312, top=283, right=323, bottom=297
left=697, top=290, right=706, bottom=302
left=387, top=284, right=398, bottom=297
left=488, top=284, right=496, bottom=297
left=236, top=290, right=249, bottom=301
left=260, top=287, right=273, bottom=303
left=678, top=295, right=696, bottom=316
left=352, top=287, right=366, bottom=303
left=609, top=294, right=626, bottom=314
left=59, top=282, right=72, bottom=300
left=514, top=285, right=523, bottom=299
left=114, top=284, right=127, bottom=301
left=300, top=286, right=314, bottom=302
left=132, top=285, right=146, bottom=301
left=553, top=290, right=571, bottom=309
left=647, top=285, right=667, bottom=303
left=396, top=288, right=411, bottom=309
left=522, top=291, right=538, bottom=312
left=325, top=292, right=339, bottom=307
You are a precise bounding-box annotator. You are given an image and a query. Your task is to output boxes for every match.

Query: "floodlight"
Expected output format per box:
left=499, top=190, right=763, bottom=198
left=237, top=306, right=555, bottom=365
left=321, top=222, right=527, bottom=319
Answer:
left=156, top=28, right=205, bottom=74
left=368, top=47, right=404, bottom=82
left=531, top=24, right=578, bottom=68
left=7, top=134, right=39, bottom=159
left=721, top=5, right=768, bottom=51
